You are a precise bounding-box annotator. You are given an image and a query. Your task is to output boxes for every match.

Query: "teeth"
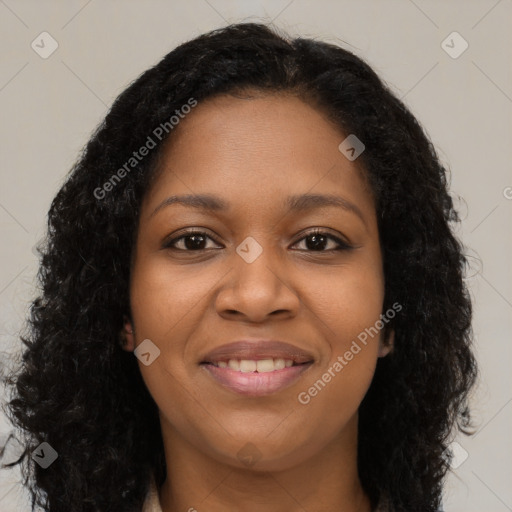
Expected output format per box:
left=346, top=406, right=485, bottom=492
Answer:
left=256, top=359, right=274, bottom=373
left=274, top=358, right=285, bottom=370
left=239, top=360, right=257, bottom=373
left=228, top=359, right=240, bottom=370
left=216, top=358, right=295, bottom=372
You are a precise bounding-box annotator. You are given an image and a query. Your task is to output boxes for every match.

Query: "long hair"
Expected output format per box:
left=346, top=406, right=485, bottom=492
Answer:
left=2, top=22, right=477, bottom=511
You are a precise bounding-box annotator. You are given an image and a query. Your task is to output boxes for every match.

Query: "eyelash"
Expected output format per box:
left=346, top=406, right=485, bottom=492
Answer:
left=163, top=228, right=352, bottom=253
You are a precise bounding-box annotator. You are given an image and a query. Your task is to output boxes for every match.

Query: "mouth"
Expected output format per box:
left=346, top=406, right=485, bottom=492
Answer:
left=199, top=340, right=315, bottom=396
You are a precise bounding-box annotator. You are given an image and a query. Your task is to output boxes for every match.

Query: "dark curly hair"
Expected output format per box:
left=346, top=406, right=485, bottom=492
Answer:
left=1, top=22, right=477, bottom=512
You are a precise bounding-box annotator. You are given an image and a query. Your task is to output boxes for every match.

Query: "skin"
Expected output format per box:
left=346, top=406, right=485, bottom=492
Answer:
left=122, top=91, right=393, bottom=512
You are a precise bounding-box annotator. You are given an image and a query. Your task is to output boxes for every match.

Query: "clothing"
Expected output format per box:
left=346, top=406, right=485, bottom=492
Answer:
left=142, top=473, right=163, bottom=512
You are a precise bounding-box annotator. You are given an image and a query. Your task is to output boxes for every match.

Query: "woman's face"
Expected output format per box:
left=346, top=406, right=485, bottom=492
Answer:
left=123, top=91, right=391, bottom=471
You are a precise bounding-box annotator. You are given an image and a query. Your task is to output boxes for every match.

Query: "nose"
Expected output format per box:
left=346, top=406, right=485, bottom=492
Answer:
left=215, top=240, right=300, bottom=324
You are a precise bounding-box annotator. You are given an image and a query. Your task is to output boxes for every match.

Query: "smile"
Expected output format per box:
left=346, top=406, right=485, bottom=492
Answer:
left=199, top=339, right=315, bottom=396
left=214, top=358, right=294, bottom=372
left=200, top=359, right=313, bottom=396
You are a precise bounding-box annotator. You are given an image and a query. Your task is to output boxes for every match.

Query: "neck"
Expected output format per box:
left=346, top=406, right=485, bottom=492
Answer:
left=157, top=415, right=372, bottom=512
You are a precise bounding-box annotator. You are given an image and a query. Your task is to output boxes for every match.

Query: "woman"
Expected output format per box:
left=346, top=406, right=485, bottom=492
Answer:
left=2, top=22, right=477, bottom=511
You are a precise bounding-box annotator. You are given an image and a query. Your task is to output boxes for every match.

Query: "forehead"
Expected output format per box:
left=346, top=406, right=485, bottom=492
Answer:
left=142, top=92, right=375, bottom=223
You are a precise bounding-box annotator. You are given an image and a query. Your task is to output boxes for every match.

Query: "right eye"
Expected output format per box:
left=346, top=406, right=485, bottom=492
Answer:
left=163, top=230, right=222, bottom=251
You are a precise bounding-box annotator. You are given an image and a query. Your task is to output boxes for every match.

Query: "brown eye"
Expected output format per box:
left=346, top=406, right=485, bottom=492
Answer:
left=163, top=231, right=221, bottom=251
left=292, top=229, right=352, bottom=252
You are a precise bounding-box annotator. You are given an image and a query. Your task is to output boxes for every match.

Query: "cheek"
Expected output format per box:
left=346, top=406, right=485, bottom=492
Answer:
left=127, top=257, right=205, bottom=390
left=129, top=254, right=214, bottom=339
left=298, top=253, right=384, bottom=404
left=294, top=272, right=383, bottom=442
left=128, top=259, right=204, bottom=433
left=308, top=254, right=385, bottom=348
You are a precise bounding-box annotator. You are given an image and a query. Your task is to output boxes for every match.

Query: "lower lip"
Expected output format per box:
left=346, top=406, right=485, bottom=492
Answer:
left=201, top=363, right=313, bottom=396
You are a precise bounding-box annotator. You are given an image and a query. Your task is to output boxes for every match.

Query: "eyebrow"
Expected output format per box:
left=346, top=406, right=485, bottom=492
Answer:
left=149, top=193, right=366, bottom=225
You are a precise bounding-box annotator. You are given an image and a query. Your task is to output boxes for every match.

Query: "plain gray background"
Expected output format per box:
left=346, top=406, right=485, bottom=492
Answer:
left=1, top=1, right=511, bottom=510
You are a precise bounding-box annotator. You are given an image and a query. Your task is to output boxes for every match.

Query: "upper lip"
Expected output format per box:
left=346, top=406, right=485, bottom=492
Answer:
left=200, top=340, right=315, bottom=364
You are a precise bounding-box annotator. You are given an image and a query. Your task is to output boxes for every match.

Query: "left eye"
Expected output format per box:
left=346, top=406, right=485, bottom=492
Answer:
left=292, top=230, right=351, bottom=252
left=163, top=230, right=351, bottom=252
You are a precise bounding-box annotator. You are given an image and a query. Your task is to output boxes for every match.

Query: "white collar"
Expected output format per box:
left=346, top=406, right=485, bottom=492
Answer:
left=142, top=473, right=163, bottom=512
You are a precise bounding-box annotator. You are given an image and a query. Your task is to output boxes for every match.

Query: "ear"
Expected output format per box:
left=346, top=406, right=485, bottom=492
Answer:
left=120, top=315, right=135, bottom=352
left=378, top=328, right=394, bottom=358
